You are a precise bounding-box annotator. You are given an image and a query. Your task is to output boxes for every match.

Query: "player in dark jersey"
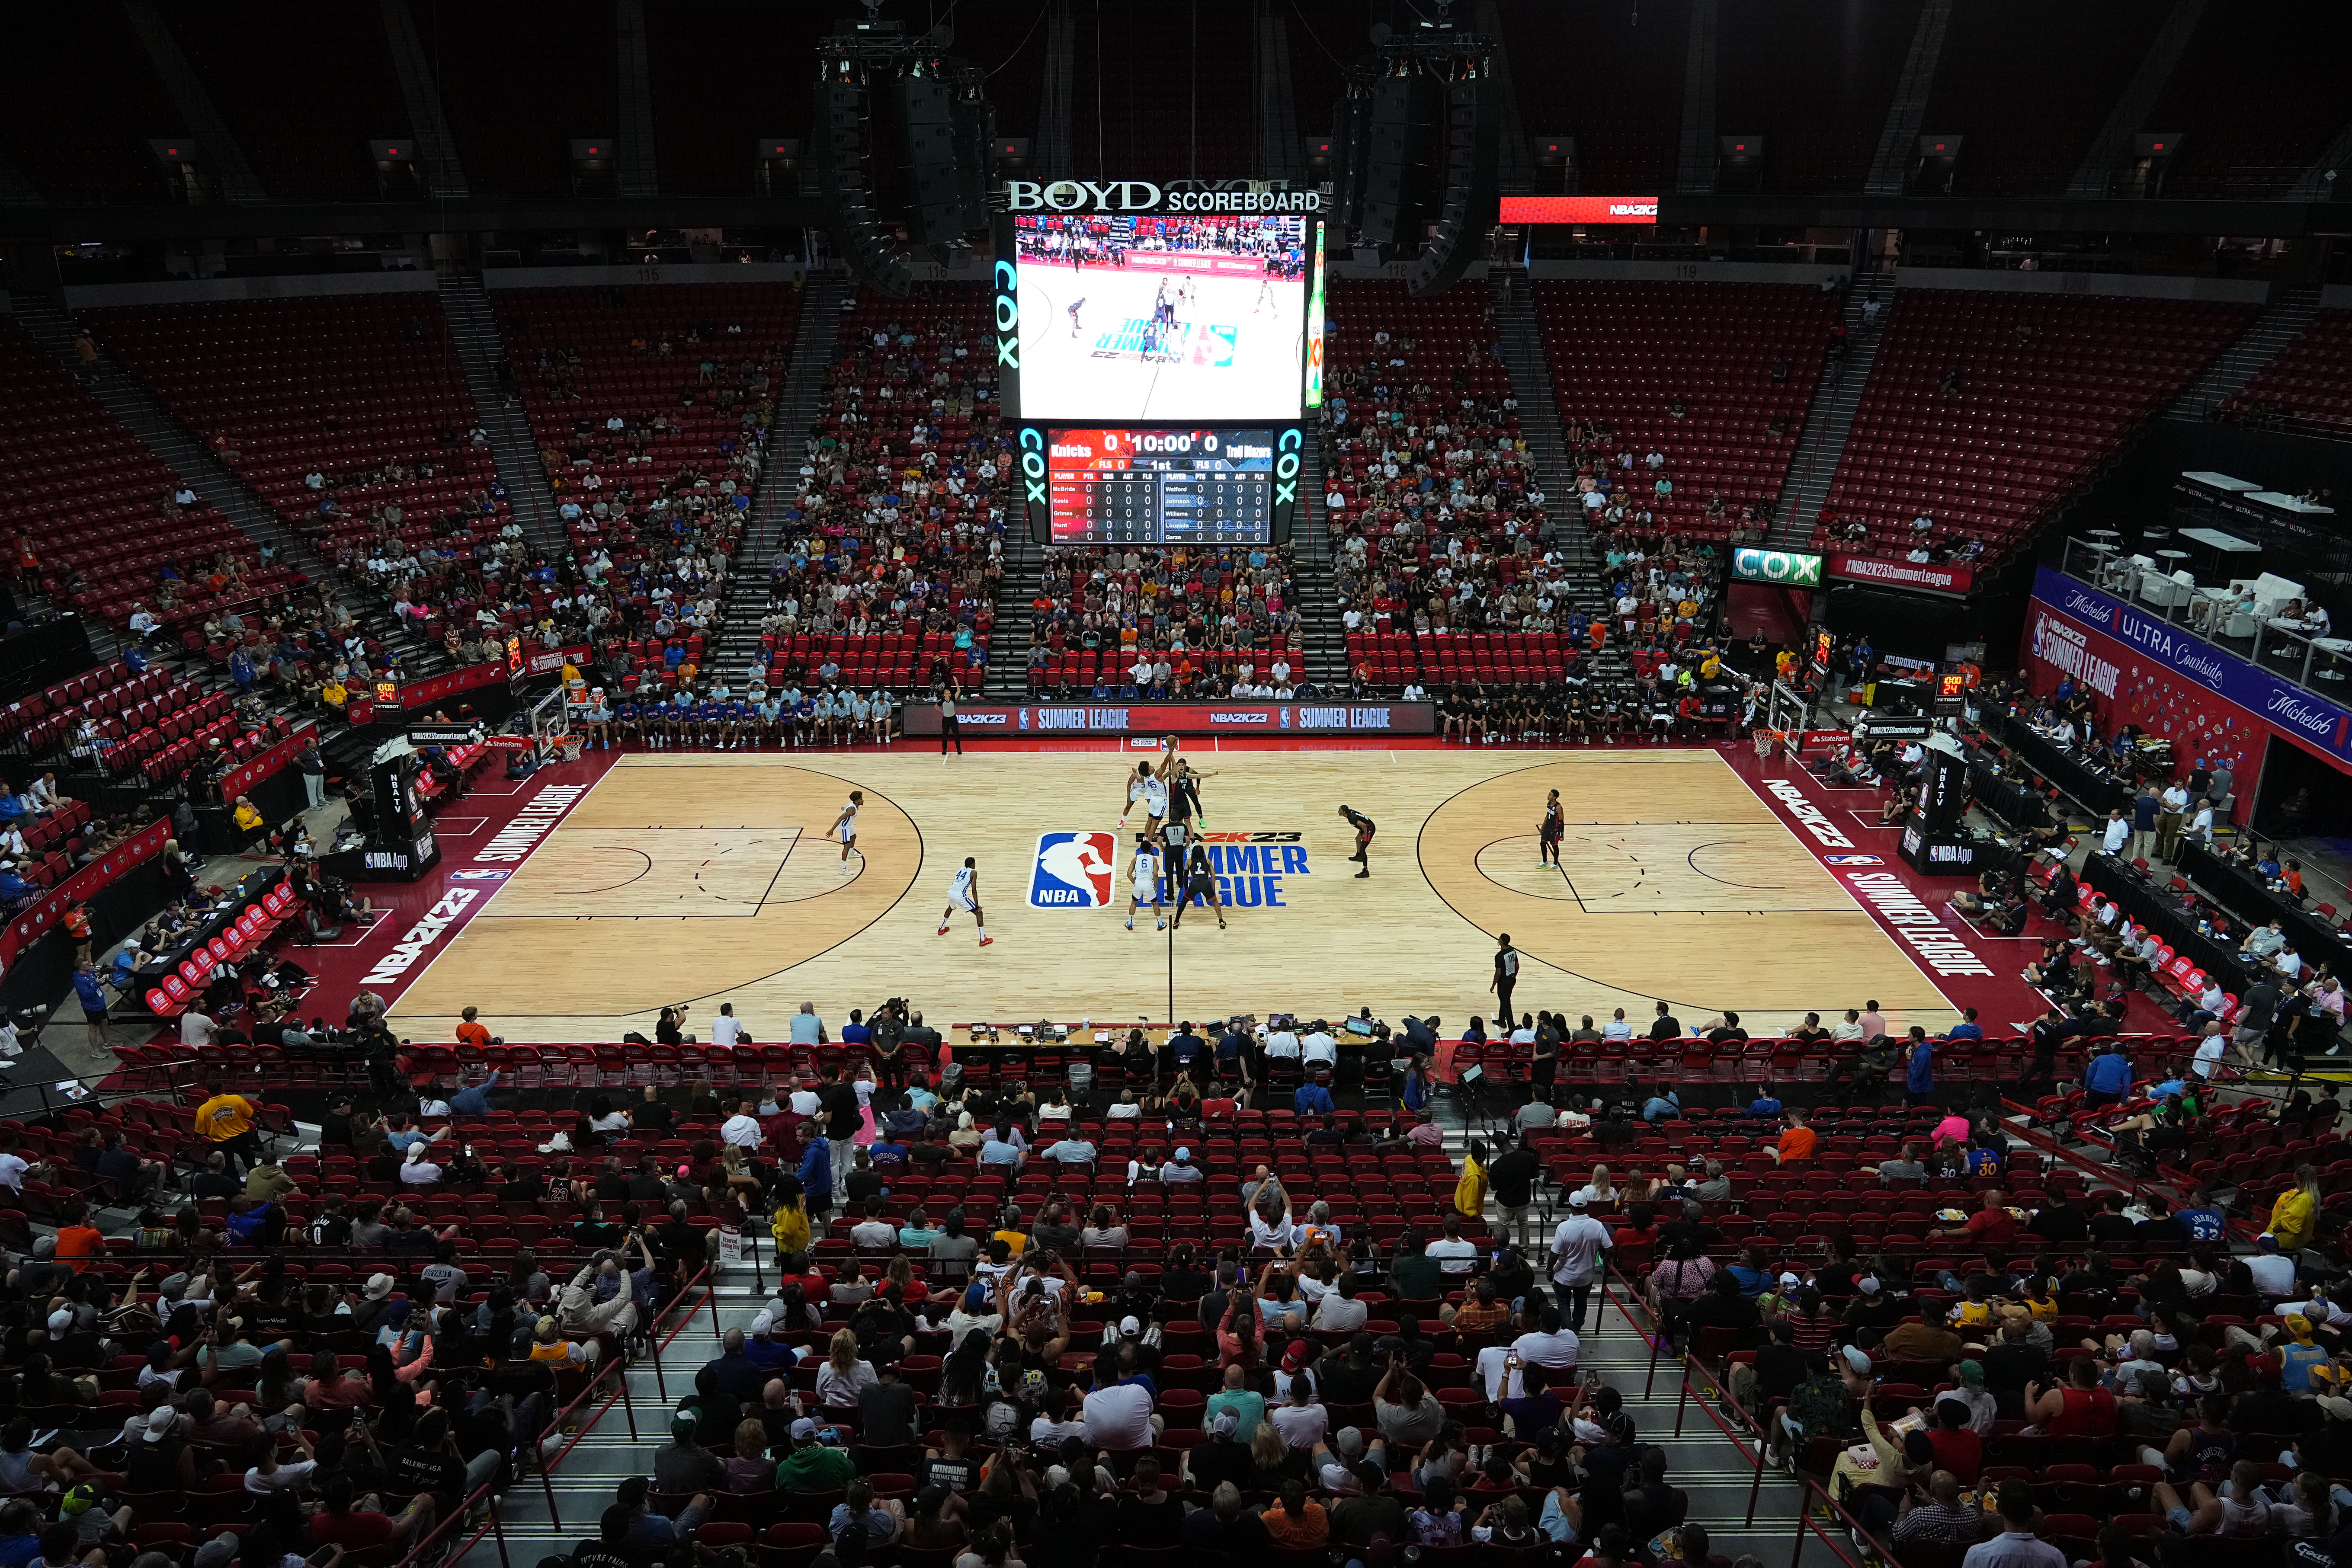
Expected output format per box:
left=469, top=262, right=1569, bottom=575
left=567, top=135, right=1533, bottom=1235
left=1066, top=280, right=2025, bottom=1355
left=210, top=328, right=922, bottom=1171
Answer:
left=1339, top=805, right=1376, bottom=879
left=1540, top=789, right=1565, bottom=868
left=1169, top=840, right=1227, bottom=932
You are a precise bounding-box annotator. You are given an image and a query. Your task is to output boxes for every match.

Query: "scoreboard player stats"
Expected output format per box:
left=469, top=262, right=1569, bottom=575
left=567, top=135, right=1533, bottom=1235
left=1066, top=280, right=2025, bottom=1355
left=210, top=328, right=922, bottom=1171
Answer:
left=1045, top=427, right=1276, bottom=545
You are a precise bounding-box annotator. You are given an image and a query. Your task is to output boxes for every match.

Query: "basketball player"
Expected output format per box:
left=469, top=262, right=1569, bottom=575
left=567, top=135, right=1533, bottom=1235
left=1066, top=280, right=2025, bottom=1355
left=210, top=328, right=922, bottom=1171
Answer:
left=1116, top=750, right=1173, bottom=840
left=1170, top=756, right=1219, bottom=832
left=1068, top=298, right=1085, bottom=338
left=1168, top=839, right=1227, bottom=932
left=1539, top=789, right=1564, bottom=867
left=1254, top=266, right=1276, bottom=314
left=938, top=856, right=991, bottom=946
left=831, top=790, right=863, bottom=876
left=1339, top=804, right=1376, bottom=879
left=1124, top=834, right=1165, bottom=931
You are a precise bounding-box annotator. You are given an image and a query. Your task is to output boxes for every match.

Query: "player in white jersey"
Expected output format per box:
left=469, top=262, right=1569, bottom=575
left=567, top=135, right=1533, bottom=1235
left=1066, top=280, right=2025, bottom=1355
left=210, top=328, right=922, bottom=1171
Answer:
left=1116, top=737, right=1180, bottom=840
left=938, top=856, right=990, bottom=946
left=830, top=790, right=863, bottom=876
left=1124, top=835, right=1165, bottom=931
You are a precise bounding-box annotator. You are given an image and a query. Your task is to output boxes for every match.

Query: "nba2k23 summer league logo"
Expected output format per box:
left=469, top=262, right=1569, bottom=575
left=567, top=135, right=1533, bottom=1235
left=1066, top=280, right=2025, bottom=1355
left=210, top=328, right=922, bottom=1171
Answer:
left=1030, top=831, right=1311, bottom=909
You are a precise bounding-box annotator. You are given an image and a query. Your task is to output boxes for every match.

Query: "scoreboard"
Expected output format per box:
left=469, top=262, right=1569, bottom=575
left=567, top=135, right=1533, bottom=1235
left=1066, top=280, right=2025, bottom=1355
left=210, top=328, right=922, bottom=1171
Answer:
left=1045, top=427, right=1276, bottom=545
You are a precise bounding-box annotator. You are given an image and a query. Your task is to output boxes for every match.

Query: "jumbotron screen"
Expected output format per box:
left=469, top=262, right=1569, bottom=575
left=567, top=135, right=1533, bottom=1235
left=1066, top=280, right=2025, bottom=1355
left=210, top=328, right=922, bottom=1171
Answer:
left=1012, top=213, right=1309, bottom=422
left=1046, top=427, right=1275, bottom=545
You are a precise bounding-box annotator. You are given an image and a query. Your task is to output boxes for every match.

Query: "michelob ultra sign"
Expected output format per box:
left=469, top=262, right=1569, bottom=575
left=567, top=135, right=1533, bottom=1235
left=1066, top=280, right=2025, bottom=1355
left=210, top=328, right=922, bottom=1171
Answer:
left=1731, top=547, right=1824, bottom=586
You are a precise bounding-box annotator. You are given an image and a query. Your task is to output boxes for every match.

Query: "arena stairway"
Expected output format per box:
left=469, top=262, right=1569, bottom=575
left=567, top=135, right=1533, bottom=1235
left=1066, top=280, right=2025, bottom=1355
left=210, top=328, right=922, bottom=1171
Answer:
left=711, top=269, right=848, bottom=692
left=1491, top=273, right=1626, bottom=688
left=980, top=518, right=1040, bottom=701
left=7, top=291, right=445, bottom=679
left=436, top=272, right=561, bottom=557
left=1291, top=438, right=1348, bottom=692
left=1773, top=273, right=1891, bottom=547
left=2163, top=284, right=2322, bottom=422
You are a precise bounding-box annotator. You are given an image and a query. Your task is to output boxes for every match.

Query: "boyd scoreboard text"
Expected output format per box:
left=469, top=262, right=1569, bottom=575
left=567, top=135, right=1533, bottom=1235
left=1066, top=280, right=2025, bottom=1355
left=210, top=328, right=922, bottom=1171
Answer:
left=1045, top=427, right=1277, bottom=545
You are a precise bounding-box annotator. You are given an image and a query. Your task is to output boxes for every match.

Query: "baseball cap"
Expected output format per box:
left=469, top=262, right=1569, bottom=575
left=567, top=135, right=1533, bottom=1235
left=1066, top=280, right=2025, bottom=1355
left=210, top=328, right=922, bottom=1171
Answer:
left=2320, top=1396, right=2352, bottom=1423
left=1568, top=1191, right=1588, bottom=1207
left=1174, top=1146, right=1191, bottom=1161
left=1335, top=1426, right=1365, bottom=1459
left=58, top=1485, right=96, bottom=1518
left=750, top=1311, right=775, bottom=1336
left=1118, top=1316, right=1141, bottom=1337
left=2288, top=1312, right=2315, bottom=1338
left=142, top=1408, right=177, bottom=1443
left=1778, top=1272, right=1801, bottom=1289
left=1210, top=1409, right=1240, bottom=1437
left=1857, top=1276, right=1882, bottom=1294
left=790, top=1418, right=819, bottom=1441
left=1281, top=1339, right=1311, bottom=1373
left=45, top=1308, right=70, bottom=1335
left=1841, top=1345, right=1874, bottom=1376
left=670, top=1413, right=699, bottom=1440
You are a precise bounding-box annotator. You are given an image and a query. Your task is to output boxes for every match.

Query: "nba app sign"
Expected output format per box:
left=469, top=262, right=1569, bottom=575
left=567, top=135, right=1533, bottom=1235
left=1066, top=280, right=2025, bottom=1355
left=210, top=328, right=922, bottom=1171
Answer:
left=1030, top=832, right=1118, bottom=907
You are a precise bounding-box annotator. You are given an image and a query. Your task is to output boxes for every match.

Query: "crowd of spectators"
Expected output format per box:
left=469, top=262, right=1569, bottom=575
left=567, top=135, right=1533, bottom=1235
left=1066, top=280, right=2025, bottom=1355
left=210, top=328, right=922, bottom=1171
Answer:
left=1019, top=543, right=1304, bottom=699
left=1319, top=294, right=1555, bottom=642
left=774, top=291, right=1009, bottom=688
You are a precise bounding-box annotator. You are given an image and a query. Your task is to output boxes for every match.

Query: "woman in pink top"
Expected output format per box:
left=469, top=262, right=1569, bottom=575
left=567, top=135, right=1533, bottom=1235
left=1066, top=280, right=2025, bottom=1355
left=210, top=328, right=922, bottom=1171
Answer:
left=1933, top=1113, right=1971, bottom=1146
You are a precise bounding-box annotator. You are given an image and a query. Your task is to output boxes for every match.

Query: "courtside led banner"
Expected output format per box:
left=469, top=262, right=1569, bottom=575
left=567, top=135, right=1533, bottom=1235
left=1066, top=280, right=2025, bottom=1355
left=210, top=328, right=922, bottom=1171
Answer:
left=1730, top=548, right=1823, bottom=586
left=1826, top=553, right=1974, bottom=596
left=1499, top=196, right=1660, bottom=225
left=904, top=702, right=1433, bottom=736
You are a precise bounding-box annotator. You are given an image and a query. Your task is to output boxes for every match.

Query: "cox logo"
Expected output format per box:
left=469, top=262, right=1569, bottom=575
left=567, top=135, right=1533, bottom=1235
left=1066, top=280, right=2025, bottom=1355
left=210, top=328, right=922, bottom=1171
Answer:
left=1734, top=548, right=1823, bottom=586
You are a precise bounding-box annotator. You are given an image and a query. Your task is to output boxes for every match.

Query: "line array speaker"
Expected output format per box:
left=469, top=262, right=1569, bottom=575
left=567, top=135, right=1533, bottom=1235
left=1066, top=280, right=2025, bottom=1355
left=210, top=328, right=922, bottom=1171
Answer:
left=814, top=79, right=909, bottom=296
left=1407, top=73, right=1500, bottom=294
left=1360, top=73, right=1439, bottom=248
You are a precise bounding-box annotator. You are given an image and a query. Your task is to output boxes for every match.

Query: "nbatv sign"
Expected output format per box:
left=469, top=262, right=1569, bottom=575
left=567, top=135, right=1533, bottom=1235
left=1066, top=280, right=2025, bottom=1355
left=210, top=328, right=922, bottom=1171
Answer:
left=999, top=179, right=1325, bottom=216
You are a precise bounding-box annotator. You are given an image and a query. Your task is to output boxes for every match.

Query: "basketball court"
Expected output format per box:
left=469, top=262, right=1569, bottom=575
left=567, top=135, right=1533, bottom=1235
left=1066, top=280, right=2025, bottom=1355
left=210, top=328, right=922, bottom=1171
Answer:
left=382, top=747, right=1962, bottom=1042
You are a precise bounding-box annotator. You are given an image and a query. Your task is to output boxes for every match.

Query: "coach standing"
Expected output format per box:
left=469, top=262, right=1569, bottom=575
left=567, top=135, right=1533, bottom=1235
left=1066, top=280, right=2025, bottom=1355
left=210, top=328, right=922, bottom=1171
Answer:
left=1490, top=935, right=1519, bottom=1030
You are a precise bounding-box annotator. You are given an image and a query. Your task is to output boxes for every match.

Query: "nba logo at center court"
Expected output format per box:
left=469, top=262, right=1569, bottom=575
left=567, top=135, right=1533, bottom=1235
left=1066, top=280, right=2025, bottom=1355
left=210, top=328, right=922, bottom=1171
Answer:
left=1030, top=832, right=1118, bottom=907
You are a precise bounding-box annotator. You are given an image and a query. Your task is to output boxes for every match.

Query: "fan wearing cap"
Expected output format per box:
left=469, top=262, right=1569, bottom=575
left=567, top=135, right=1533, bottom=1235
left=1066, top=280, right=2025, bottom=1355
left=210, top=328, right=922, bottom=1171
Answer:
left=1269, top=1346, right=1330, bottom=1449
left=526, top=1315, right=597, bottom=1368
left=777, top=1416, right=856, bottom=1491
left=1182, top=1408, right=1260, bottom=1495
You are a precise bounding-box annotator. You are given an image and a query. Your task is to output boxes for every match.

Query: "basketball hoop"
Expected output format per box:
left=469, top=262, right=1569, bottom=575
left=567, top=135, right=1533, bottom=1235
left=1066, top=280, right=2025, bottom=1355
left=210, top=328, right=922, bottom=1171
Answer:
left=1753, top=727, right=1785, bottom=762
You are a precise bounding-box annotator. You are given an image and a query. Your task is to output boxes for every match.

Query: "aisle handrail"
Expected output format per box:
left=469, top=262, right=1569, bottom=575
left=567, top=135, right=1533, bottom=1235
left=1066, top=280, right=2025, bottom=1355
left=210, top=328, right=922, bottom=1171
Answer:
left=1789, top=1476, right=1900, bottom=1568
left=1672, top=1350, right=1770, bottom=1527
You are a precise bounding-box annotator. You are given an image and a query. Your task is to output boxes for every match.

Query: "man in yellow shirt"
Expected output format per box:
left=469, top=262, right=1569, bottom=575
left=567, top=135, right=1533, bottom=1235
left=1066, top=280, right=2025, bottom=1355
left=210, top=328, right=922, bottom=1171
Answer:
left=320, top=679, right=349, bottom=713
left=193, top=1078, right=263, bottom=1177
left=231, top=795, right=264, bottom=835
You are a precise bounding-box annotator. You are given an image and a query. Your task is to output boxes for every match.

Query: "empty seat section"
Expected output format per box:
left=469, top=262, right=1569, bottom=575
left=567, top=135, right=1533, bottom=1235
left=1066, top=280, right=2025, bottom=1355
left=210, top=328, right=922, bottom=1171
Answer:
left=1533, top=280, right=1835, bottom=538
left=2225, top=310, right=2352, bottom=437
left=1818, top=289, right=2252, bottom=566
left=0, top=319, right=294, bottom=630
left=84, top=294, right=507, bottom=557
